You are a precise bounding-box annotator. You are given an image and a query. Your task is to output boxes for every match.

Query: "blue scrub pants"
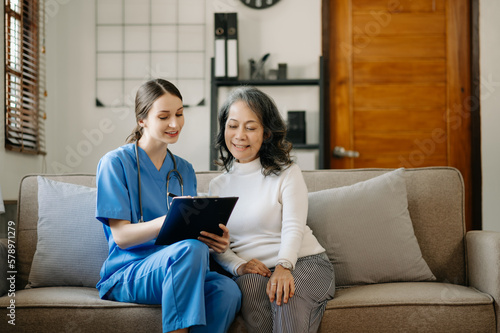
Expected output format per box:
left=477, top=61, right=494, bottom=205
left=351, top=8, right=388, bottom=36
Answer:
left=107, top=240, right=241, bottom=332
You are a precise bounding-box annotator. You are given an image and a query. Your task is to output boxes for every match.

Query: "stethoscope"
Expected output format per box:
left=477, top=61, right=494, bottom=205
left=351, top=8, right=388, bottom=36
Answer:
left=135, top=142, right=184, bottom=223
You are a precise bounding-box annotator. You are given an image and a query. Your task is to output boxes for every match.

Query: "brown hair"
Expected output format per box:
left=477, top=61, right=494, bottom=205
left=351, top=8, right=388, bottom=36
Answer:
left=126, top=79, right=183, bottom=143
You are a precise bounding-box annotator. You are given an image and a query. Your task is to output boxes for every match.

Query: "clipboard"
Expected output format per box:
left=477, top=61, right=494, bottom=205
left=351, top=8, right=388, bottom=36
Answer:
left=155, top=197, right=239, bottom=246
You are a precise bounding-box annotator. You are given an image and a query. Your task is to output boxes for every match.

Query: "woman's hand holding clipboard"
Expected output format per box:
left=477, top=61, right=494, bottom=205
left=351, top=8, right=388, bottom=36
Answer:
left=154, top=196, right=238, bottom=247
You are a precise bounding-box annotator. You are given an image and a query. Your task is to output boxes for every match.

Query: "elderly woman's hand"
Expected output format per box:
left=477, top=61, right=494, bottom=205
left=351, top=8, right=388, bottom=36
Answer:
left=267, top=265, right=295, bottom=306
left=237, top=258, right=272, bottom=277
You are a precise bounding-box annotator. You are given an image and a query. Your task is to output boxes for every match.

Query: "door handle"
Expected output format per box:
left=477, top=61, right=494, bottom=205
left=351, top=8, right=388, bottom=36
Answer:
left=332, top=146, right=360, bottom=159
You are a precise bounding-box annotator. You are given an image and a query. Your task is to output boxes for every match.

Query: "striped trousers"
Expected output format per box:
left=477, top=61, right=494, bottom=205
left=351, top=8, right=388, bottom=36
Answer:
left=235, top=253, right=335, bottom=333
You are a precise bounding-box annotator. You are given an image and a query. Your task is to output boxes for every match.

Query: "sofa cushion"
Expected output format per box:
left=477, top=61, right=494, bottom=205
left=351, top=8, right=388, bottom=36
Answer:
left=0, top=287, right=153, bottom=308
left=0, top=287, right=162, bottom=333
left=329, top=282, right=493, bottom=308
left=321, top=283, right=495, bottom=333
left=27, top=177, right=108, bottom=288
left=307, top=168, right=435, bottom=286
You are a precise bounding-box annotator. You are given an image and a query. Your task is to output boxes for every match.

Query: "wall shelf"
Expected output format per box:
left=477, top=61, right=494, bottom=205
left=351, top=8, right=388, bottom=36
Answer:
left=213, top=79, right=320, bottom=86
left=209, top=56, right=325, bottom=170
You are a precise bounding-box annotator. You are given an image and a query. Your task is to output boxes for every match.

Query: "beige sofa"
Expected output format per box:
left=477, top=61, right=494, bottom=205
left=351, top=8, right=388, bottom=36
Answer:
left=0, top=168, right=498, bottom=332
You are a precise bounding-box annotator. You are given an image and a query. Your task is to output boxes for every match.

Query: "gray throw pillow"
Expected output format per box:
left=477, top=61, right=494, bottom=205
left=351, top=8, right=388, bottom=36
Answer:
left=307, top=168, right=435, bottom=287
left=28, top=177, right=108, bottom=288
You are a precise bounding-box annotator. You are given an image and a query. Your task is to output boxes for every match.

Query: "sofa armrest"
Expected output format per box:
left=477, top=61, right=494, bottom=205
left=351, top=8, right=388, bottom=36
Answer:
left=0, top=238, right=8, bottom=296
left=467, top=230, right=500, bottom=332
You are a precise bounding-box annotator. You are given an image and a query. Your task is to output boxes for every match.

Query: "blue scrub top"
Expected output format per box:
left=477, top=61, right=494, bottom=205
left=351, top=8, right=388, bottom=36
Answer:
left=95, top=143, right=197, bottom=297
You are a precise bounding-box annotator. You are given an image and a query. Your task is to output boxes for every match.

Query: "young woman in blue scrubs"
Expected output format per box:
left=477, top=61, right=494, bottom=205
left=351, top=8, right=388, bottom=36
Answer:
left=95, top=79, right=241, bottom=333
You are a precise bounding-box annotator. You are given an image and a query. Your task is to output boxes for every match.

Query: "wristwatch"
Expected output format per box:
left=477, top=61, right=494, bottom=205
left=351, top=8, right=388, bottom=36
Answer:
left=276, top=261, right=293, bottom=270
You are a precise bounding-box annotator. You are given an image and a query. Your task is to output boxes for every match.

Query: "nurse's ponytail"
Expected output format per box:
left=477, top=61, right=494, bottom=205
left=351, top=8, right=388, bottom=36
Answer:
left=126, top=125, right=143, bottom=143
left=126, top=79, right=183, bottom=144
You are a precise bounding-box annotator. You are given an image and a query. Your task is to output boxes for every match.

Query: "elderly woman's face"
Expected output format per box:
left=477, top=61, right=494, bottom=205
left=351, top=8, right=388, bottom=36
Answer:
left=224, top=100, right=264, bottom=164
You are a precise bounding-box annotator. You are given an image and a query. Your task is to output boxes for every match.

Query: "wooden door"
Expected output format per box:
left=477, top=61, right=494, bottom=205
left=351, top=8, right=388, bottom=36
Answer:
left=326, top=0, right=472, bottom=229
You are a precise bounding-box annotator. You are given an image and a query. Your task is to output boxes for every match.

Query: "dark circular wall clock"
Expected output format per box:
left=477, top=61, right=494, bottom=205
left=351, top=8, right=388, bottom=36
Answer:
left=240, top=0, right=281, bottom=10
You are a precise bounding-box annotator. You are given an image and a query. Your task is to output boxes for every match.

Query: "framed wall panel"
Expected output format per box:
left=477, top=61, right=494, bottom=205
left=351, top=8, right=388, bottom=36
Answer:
left=95, top=0, right=206, bottom=108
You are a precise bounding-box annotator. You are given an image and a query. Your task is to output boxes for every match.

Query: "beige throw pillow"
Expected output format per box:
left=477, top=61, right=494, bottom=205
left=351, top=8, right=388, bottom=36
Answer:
left=307, top=168, right=435, bottom=287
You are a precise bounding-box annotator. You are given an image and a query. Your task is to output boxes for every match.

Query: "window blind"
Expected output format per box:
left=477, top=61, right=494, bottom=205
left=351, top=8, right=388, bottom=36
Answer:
left=4, top=0, right=46, bottom=154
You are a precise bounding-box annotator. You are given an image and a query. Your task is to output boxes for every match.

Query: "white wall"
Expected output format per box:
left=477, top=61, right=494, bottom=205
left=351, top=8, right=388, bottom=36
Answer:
left=480, top=0, right=500, bottom=232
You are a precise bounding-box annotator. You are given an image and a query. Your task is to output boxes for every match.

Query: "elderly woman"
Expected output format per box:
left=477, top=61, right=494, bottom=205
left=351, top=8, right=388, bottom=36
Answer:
left=210, top=86, right=335, bottom=333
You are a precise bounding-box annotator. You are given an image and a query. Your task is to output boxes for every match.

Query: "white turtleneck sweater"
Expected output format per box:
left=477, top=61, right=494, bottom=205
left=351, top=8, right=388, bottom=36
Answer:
left=209, top=158, right=325, bottom=276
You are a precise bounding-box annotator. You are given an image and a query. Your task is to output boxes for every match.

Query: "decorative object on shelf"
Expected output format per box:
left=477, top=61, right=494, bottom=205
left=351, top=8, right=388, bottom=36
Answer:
left=287, top=111, right=306, bottom=144
left=278, top=63, right=287, bottom=80
left=267, top=69, right=278, bottom=80
left=240, top=0, right=281, bottom=9
left=249, top=59, right=256, bottom=79
left=267, top=62, right=286, bottom=80
left=249, top=53, right=270, bottom=80
left=214, top=12, right=239, bottom=80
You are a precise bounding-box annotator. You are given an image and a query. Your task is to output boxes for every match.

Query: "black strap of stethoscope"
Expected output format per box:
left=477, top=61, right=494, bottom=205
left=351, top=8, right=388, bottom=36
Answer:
left=135, top=142, right=179, bottom=223
left=167, top=149, right=177, bottom=173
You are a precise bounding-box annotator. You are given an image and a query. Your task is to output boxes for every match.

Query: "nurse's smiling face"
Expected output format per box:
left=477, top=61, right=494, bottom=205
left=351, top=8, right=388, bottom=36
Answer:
left=139, top=93, right=184, bottom=146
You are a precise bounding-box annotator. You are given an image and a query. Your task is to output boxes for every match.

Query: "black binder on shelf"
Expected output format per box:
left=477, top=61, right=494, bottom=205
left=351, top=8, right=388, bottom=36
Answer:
left=214, top=13, right=227, bottom=78
left=226, top=13, right=238, bottom=79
